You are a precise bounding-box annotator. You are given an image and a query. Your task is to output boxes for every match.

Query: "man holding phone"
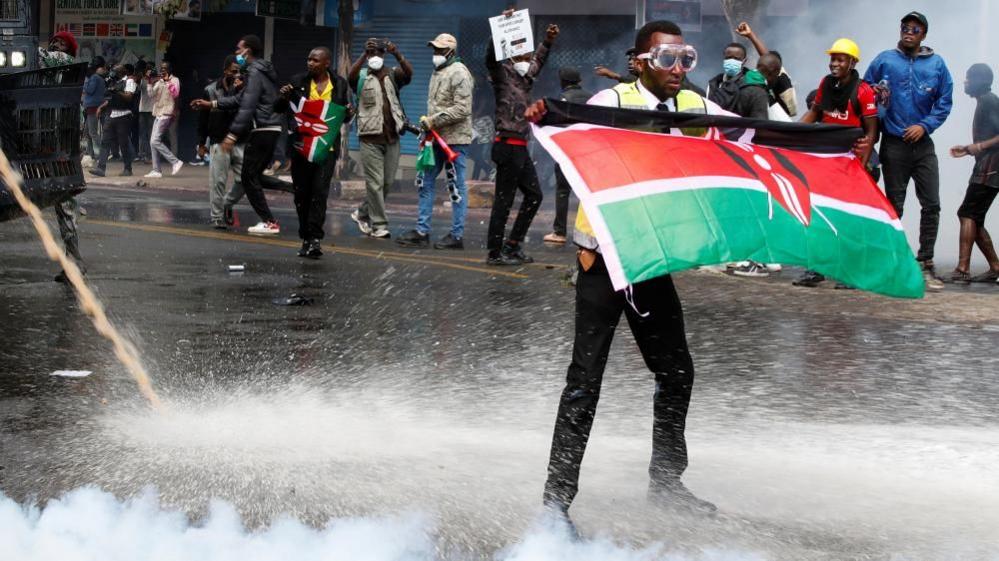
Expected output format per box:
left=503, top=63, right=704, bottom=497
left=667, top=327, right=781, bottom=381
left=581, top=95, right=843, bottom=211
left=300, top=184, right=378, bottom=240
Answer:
left=146, top=61, right=183, bottom=178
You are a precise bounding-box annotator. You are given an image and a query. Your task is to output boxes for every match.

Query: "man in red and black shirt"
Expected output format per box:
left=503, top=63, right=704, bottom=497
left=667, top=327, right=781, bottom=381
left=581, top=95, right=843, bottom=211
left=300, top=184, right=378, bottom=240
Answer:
left=794, top=38, right=879, bottom=288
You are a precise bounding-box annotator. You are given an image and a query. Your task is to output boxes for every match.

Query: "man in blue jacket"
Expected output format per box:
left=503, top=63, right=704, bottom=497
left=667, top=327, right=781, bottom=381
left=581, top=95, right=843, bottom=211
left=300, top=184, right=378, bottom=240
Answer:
left=82, top=56, right=107, bottom=160
left=864, top=11, right=952, bottom=291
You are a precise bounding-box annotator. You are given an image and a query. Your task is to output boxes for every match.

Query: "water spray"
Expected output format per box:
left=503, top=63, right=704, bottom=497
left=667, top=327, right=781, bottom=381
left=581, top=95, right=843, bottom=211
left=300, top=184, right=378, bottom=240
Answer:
left=0, top=148, right=164, bottom=412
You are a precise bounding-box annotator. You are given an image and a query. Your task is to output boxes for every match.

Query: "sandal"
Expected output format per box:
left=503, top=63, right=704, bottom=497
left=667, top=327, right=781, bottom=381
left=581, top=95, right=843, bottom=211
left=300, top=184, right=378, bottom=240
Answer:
left=947, top=269, right=971, bottom=283
left=969, top=270, right=999, bottom=283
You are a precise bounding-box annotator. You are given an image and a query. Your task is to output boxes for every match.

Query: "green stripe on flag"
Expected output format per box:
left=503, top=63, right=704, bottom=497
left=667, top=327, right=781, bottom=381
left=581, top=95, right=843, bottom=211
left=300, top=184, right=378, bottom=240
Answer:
left=597, top=187, right=924, bottom=298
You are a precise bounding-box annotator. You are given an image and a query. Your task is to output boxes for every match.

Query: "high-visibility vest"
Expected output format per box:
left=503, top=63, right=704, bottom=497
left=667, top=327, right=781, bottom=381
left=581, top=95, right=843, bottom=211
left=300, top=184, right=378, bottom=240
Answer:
left=574, top=83, right=710, bottom=249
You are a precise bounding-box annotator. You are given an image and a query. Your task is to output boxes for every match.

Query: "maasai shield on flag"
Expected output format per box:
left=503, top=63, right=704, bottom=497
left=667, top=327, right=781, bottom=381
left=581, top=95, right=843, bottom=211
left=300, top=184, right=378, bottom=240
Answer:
left=533, top=100, right=924, bottom=298
left=292, top=97, right=347, bottom=164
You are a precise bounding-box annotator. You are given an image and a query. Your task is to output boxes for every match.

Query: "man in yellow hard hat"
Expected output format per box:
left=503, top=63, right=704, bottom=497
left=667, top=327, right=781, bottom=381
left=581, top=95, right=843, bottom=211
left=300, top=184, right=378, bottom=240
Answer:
left=793, top=38, right=879, bottom=289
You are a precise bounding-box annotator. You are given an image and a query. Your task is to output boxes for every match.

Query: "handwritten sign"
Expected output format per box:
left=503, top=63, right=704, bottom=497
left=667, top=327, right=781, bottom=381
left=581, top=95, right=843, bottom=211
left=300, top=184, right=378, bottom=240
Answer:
left=488, top=9, right=534, bottom=62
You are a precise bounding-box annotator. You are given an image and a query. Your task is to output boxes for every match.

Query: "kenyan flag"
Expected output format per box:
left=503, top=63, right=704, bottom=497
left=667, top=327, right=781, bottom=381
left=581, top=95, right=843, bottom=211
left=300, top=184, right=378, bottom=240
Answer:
left=292, top=98, right=348, bottom=164
left=534, top=100, right=924, bottom=298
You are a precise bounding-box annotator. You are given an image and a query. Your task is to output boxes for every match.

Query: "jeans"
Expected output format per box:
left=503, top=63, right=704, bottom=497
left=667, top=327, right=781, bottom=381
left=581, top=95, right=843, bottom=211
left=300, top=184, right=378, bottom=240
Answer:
left=241, top=130, right=280, bottom=223
left=150, top=115, right=179, bottom=171
left=553, top=165, right=571, bottom=236
left=487, top=141, right=543, bottom=253
left=84, top=111, right=101, bottom=158
left=879, top=134, right=940, bottom=262
left=544, top=254, right=695, bottom=508
left=137, top=112, right=153, bottom=160
left=291, top=150, right=337, bottom=240
left=209, top=142, right=245, bottom=221
left=96, top=114, right=134, bottom=172
left=417, top=143, right=468, bottom=239
left=358, top=139, right=401, bottom=229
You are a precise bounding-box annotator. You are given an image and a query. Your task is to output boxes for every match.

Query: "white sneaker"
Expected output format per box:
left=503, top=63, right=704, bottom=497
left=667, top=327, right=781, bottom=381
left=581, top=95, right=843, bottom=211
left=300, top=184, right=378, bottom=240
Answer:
left=144, top=170, right=162, bottom=178
left=171, top=161, right=184, bottom=176
left=370, top=228, right=391, bottom=239
left=248, top=221, right=280, bottom=235
left=350, top=209, right=372, bottom=235
left=764, top=263, right=782, bottom=272
left=732, top=261, right=770, bottom=278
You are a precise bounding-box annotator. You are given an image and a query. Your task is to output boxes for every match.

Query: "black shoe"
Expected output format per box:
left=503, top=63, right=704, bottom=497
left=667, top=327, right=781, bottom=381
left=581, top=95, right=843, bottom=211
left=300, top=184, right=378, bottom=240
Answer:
left=396, top=229, right=430, bottom=248
left=542, top=500, right=580, bottom=541
left=487, top=251, right=523, bottom=266
left=54, top=266, right=85, bottom=283
left=502, top=242, right=534, bottom=263
left=120, top=169, right=133, bottom=177
left=648, top=481, right=717, bottom=516
left=792, top=270, right=825, bottom=287
left=305, top=239, right=323, bottom=259
left=212, top=219, right=227, bottom=230
left=223, top=205, right=234, bottom=226
left=90, top=168, right=106, bottom=177
left=434, top=233, right=464, bottom=250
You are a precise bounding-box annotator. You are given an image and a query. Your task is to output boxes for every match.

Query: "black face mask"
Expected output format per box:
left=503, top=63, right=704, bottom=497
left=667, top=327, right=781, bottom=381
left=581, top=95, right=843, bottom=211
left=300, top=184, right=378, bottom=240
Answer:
left=965, top=81, right=991, bottom=97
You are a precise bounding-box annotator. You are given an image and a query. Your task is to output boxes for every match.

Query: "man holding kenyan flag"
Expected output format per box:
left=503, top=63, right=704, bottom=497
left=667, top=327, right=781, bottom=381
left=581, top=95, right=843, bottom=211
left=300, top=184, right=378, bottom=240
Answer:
left=276, top=47, right=351, bottom=259
left=526, top=19, right=923, bottom=532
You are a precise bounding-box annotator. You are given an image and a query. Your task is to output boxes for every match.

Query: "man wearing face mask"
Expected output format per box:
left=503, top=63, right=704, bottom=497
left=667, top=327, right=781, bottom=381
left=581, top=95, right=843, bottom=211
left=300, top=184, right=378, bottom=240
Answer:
left=948, top=64, right=999, bottom=284
left=191, top=55, right=246, bottom=229
left=706, top=42, right=769, bottom=119
left=213, top=35, right=285, bottom=236
left=484, top=10, right=559, bottom=266
left=348, top=38, right=414, bottom=239
left=526, top=20, right=726, bottom=531
left=864, top=11, right=953, bottom=291
left=396, top=33, right=473, bottom=249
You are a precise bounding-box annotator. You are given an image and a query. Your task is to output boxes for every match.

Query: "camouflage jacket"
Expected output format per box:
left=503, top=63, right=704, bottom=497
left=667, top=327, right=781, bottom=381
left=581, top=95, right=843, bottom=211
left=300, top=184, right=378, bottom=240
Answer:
left=426, top=57, right=473, bottom=145
left=486, top=39, right=551, bottom=139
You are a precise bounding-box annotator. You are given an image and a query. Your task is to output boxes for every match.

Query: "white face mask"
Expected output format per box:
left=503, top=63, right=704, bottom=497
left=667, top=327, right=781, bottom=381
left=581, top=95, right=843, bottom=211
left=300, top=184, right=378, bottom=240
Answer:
left=513, top=61, right=531, bottom=77
left=432, top=54, right=447, bottom=68
left=367, top=56, right=384, bottom=71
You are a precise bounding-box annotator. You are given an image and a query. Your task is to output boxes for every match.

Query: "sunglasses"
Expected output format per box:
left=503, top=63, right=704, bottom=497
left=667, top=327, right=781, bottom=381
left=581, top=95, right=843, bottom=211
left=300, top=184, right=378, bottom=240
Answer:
left=900, top=24, right=924, bottom=35
left=636, top=44, right=698, bottom=72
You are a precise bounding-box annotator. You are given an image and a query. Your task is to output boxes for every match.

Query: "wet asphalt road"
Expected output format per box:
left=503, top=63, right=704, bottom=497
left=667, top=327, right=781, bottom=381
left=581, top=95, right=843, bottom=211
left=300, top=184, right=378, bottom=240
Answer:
left=1, top=185, right=998, bottom=560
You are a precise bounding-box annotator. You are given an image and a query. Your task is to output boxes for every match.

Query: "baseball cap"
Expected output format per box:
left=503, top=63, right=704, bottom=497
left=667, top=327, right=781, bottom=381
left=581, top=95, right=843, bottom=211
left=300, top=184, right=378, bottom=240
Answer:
left=428, top=33, right=458, bottom=50
left=558, top=67, right=581, bottom=83
left=901, top=11, right=928, bottom=30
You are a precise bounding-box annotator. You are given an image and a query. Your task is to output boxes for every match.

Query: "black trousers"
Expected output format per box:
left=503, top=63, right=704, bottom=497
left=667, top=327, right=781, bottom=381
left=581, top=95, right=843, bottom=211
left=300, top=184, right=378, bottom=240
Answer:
left=96, top=114, right=134, bottom=172
left=241, top=130, right=280, bottom=223
left=553, top=165, right=571, bottom=237
left=487, top=141, right=543, bottom=253
left=544, top=254, right=695, bottom=507
left=291, top=150, right=336, bottom=241
left=880, top=134, right=940, bottom=262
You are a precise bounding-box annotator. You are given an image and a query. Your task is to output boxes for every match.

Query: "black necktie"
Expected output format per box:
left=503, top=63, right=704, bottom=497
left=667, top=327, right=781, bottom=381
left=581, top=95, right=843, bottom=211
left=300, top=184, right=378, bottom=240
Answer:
left=657, top=102, right=671, bottom=111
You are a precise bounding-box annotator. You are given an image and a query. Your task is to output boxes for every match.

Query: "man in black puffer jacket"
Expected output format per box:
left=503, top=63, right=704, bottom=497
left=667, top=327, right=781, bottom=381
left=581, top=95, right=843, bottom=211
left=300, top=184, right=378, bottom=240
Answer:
left=215, top=34, right=285, bottom=235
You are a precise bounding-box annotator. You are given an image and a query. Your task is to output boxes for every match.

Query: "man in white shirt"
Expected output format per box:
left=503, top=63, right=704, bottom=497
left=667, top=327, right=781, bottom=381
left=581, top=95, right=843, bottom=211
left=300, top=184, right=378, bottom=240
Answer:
left=527, top=19, right=724, bottom=532
left=91, top=63, right=137, bottom=177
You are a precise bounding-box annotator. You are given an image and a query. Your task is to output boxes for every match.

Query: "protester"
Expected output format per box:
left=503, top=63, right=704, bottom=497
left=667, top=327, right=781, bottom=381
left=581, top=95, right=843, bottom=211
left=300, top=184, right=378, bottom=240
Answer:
left=396, top=33, right=473, bottom=249
left=38, top=31, right=76, bottom=68
left=948, top=63, right=999, bottom=283
left=594, top=48, right=639, bottom=84
left=483, top=11, right=558, bottom=266
left=275, top=47, right=352, bottom=258
left=146, top=61, right=183, bottom=178
left=125, top=64, right=142, bottom=160
left=348, top=37, right=414, bottom=239
left=736, top=21, right=797, bottom=117
left=793, top=38, right=879, bottom=289
left=82, top=57, right=107, bottom=162
left=707, top=41, right=769, bottom=119
left=136, top=61, right=155, bottom=163
left=544, top=67, right=591, bottom=245
left=526, top=19, right=724, bottom=531
left=90, top=63, right=136, bottom=178
left=468, top=94, right=496, bottom=181
left=214, top=35, right=285, bottom=235
left=863, top=11, right=953, bottom=291
left=191, top=55, right=245, bottom=229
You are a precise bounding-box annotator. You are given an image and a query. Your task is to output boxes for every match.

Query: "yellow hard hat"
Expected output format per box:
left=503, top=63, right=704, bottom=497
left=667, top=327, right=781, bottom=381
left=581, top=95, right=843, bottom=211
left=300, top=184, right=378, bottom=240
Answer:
left=827, top=38, right=860, bottom=61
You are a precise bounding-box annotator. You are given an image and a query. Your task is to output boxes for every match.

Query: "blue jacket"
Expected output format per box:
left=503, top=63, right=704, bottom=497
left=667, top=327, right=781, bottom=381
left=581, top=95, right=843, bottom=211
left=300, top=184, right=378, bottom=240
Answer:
left=863, top=45, right=952, bottom=138
left=83, top=73, right=106, bottom=109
